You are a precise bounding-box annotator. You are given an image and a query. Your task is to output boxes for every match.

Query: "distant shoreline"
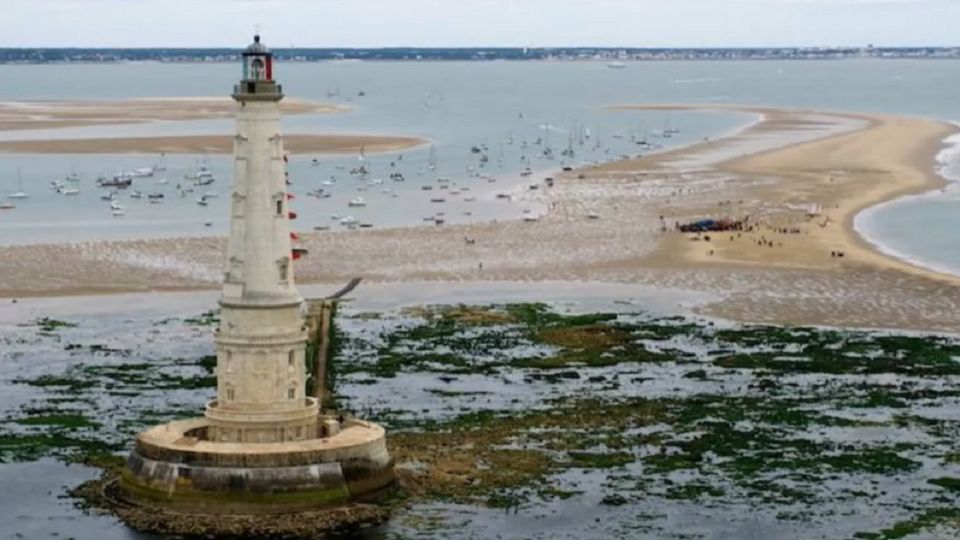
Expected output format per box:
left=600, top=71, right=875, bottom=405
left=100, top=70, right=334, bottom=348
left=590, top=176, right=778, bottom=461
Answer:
left=1, top=46, right=959, bottom=64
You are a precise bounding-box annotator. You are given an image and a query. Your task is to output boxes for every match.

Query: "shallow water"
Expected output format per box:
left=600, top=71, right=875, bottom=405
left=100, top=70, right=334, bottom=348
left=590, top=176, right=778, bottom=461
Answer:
left=1, top=60, right=959, bottom=278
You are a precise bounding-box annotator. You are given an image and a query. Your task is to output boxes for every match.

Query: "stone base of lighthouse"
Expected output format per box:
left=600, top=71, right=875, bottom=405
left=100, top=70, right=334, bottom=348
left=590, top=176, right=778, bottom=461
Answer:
left=118, top=414, right=394, bottom=515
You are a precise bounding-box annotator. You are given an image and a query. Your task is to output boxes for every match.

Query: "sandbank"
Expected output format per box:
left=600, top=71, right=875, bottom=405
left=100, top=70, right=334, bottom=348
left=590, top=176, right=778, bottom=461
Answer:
left=0, top=134, right=425, bottom=154
left=3, top=105, right=960, bottom=332
left=0, top=97, right=345, bottom=132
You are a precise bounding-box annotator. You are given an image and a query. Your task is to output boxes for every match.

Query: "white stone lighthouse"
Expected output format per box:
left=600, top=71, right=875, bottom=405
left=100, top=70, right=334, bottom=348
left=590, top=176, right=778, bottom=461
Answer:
left=121, top=37, right=393, bottom=523
left=204, top=34, right=318, bottom=444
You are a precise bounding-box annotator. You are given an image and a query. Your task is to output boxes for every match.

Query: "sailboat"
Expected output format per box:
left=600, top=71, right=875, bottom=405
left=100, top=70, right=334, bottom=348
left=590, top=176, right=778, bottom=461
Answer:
left=349, top=145, right=369, bottom=176
left=8, top=169, right=29, bottom=199
left=153, top=153, right=168, bottom=172
left=427, top=144, right=437, bottom=171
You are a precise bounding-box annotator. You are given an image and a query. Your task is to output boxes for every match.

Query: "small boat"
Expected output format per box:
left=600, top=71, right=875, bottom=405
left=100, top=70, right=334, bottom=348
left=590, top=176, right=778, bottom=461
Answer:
left=203, top=191, right=218, bottom=198
left=464, top=196, right=476, bottom=202
left=9, top=168, right=29, bottom=199
left=358, top=222, right=374, bottom=229
left=607, top=61, right=627, bottom=69
left=130, top=191, right=144, bottom=199
left=587, top=212, right=601, bottom=220
left=348, top=197, right=367, bottom=207
left=340, top=215, right=358, bottom=226
left=132, top=167, right=154, bottom=178
left=101, top=191, right=116, bottom=201
left=421, top=185, right=433, bottom=191
left=523, top=215, right=539, bottom=222
left=204, top=220, right=214, bottom=227
left=0, top=201, right=14, bottom=210
left=147, top=193, right=165, bottom=200
left=313, top=225, right=330, bottom=231
left=112, top=209, right=125, bottom=217
left=110, top=200, right=123, bottom=211
left=197, top=197, right=209, bottom=207
left=58, top=187, right=79, bottom=196
left=152, top=154, right=167, bottom=172
left=65, top=172, right=80, bottom=182
left=496, top=193, right=511, bottom=200
left=156, top=178, right=169, bottom=185
left=520, top=168, right=533, bottom=177
left=98, top=175, right=132, bottom=188
left=430, top=197, right=446, bottom=203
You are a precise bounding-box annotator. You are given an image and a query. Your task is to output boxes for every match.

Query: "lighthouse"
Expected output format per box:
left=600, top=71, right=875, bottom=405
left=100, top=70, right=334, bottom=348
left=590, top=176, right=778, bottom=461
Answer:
left=204, top=34, right=318, bottom=444
left=120, top=36, right=393, bottom=526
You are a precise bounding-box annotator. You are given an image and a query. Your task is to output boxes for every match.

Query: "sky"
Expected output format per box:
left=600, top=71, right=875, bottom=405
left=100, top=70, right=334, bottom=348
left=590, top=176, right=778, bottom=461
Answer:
left=2, top=0, right=958, bottom=48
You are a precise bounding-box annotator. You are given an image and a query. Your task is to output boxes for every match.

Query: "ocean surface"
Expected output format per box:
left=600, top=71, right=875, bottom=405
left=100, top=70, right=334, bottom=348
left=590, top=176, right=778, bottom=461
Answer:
left=0, top=59, right=958, bottom=275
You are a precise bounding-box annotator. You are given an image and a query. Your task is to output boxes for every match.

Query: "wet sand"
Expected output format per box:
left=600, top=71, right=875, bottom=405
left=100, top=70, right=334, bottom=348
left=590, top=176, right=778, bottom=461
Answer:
left=3, top=105, right=960, bottom=332
left=0, top=134, right=425, bottom=155
left=0, top=98, right=344, bottom=132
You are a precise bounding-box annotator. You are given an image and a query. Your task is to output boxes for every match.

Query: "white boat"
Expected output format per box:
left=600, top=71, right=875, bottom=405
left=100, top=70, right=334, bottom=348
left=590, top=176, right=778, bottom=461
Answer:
left=152, top=154, right=167, bottom=172
left=130, top=191, right=144, bottom=199
left=132, top=167, right=154, bottom=178
left=427, top=144, right=437, bottom=171
left=156, top=178, right=169, bottom=185
left=65, top=172, right=80, bottom=182
left=348, top=197, right=367, bottom=207
left=339, top=215, right=358, bottom=226
left=464, top=196, right=476, bottom=202
left=58, top=187, right=79, bottom=196
left=523, top=215, right=539, bottom=222
left=110, top=200, right=123, bottom=210
left=112, top=209, right=125, bottom=217
left=607, top=61, right=627, bottom=69
left=0, top=201, right=14, bottom=210
left=101, top=191, right=116, bottom=201
left=9, top=169, right=29, bottom=199
left=197, top=197, right=209, bottom=207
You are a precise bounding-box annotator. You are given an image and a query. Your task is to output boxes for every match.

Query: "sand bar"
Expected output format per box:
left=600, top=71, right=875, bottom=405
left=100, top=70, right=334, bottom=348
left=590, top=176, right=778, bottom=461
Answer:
left=0, top=97, right=345, bottom=132
left=0, top=134, right=426, bottom=154
left=3, top=105, right=960, bottom=331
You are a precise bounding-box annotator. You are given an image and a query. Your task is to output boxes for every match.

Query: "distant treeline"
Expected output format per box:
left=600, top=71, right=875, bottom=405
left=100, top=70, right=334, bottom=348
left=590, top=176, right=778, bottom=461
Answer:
left=1, top=47, right=958, bottom=64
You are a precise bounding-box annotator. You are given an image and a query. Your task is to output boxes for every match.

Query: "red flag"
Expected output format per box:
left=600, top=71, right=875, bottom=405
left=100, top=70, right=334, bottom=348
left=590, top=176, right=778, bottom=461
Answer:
left=290, top=232, right=300, bottom=240
left=288, top=211, right=298, bottom=220
left=286, top=193, right=295, bottom=200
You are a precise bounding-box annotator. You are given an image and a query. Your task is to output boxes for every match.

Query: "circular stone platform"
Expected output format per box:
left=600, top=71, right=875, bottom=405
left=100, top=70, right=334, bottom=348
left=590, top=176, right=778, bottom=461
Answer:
left=120, top=414, right=394, bottom=515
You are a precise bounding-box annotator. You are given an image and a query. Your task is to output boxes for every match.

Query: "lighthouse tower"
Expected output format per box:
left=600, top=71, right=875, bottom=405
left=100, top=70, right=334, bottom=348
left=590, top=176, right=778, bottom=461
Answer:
left=120, top=36, right=393, bottom=525
left=204, top=34, right=318, bottom=443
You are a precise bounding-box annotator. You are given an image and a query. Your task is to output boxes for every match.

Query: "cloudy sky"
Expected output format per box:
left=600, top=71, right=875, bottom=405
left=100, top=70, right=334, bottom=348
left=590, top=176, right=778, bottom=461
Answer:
left=2, top=0, right=956, bottom=48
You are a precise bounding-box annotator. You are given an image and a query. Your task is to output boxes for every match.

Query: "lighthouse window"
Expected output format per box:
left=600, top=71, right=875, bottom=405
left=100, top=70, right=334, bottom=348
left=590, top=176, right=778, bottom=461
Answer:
left=276, top=199, right=283, bottom=216
left=288, top=386, right=295, bottom=400
left=251, top=58, right=265, bottom=80
left=226, top=387, right=235, bottom=401
left=288, top=350, right=295, bottom=368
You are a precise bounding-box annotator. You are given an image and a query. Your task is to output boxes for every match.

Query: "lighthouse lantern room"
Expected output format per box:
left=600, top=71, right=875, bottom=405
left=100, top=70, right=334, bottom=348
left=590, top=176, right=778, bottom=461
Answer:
left=235, top=34, right=281, bottom=100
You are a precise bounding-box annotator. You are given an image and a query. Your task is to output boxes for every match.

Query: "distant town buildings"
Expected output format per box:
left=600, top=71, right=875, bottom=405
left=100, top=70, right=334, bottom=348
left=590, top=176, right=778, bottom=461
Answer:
left=0, top=46, right=958, bottom=64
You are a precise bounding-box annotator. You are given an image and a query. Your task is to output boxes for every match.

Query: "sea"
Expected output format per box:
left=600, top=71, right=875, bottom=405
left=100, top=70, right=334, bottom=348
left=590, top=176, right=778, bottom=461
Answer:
left=0, top=59, right=958, bottom=275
